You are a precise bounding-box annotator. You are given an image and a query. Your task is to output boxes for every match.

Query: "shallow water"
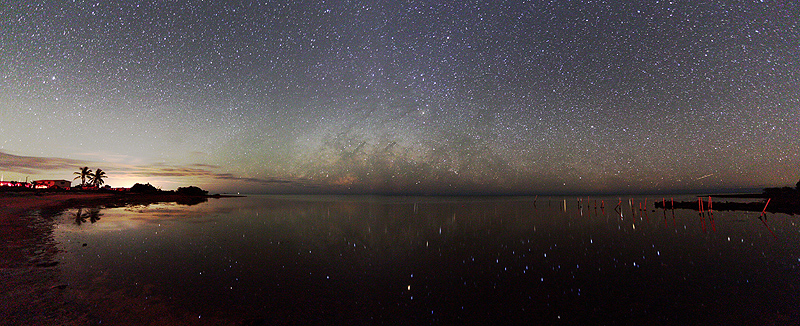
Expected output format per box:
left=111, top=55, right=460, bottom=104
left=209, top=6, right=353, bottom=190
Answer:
left=53, top=195, right=800, bottom=325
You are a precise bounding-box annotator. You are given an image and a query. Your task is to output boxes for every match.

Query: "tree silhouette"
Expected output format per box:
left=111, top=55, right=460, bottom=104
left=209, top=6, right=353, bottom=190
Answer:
left=89, top=168, right=107, bottom=188
left=177, top=186, right=208, bottom=196
left=74, top=208, right=87, bottom=225
left=87, top=208, right=102, bottom=223
left=130, top=183, right=159, bottom=193
left=73, top=167, right=92, bottom=186
left=796, top=178, right=800, bottom=191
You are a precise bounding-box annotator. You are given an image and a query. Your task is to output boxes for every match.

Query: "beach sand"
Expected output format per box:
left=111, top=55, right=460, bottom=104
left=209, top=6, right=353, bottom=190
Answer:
left=0, top=192, right=228, bottom=325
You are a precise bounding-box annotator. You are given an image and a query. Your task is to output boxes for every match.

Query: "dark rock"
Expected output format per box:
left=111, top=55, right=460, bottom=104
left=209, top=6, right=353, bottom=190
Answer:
left=35, top=261, right=58, bottom=268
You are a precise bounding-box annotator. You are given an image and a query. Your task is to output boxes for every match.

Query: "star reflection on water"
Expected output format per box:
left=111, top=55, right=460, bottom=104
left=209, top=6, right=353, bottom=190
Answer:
left=54, top=195, right=800, bottom=325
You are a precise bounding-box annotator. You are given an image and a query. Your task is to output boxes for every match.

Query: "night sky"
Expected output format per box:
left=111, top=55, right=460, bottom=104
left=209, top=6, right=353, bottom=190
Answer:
left=2, top=0, right=798, bottom=195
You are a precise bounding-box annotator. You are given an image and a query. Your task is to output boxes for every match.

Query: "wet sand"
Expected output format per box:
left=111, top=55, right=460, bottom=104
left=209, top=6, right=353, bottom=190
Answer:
left=0, top=192, right=228, bottom=325
left=1, top=194, right=91, bottom=324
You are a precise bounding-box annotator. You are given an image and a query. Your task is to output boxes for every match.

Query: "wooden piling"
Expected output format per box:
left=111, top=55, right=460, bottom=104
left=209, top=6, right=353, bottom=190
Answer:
left=708, top=196, right=712, bottom=213
left=760, top=198, right=771, bottom=217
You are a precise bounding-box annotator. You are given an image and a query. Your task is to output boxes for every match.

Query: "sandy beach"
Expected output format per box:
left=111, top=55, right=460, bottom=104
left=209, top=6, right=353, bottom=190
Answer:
left=0, top=192, right=227, bottom=325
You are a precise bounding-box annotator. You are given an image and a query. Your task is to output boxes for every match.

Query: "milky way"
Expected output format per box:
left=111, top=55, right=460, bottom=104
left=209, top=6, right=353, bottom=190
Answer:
left=1, top=0, right=798, bottom=194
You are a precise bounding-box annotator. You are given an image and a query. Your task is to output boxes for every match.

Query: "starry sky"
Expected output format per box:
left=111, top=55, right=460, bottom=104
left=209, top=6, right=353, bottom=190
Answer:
left=1, top=0, right=798, bottom=195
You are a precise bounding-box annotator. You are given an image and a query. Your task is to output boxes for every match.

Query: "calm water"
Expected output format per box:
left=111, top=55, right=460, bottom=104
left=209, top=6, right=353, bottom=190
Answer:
left=53, top=195, right=800, bottom=325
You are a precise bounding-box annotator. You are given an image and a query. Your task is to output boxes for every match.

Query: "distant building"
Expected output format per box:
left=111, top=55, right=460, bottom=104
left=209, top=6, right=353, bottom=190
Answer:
left=0, top=181, right=31, bottom=188
left=34, top=180, right=72, bottom=189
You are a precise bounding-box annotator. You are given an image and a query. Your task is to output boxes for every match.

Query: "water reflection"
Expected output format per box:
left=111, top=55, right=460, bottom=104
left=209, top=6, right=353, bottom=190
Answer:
left=758, top=212, right=778, bottom=239
left=72, top=207, right=103, bottom=225
left=53, top=195, right=800, bottom=325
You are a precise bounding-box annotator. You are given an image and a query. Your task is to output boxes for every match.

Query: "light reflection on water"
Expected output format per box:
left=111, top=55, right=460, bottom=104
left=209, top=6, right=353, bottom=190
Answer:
left=54, top=195, right=800, bottom=324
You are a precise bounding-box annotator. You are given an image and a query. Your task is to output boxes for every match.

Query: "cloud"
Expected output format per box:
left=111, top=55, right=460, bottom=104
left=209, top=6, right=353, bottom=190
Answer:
left=0, top=150, right=87, bottom=174
left=0, top=150, right=312, bottom=190
left=72, top=151, right=152, bottom=165
left=189, top=163, right=221, bottom=169
left=130, top=164, right=315, bottom=188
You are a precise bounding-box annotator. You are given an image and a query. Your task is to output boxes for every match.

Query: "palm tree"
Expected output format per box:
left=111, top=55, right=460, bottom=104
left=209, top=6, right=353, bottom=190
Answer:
left=89, top=168, right=107, bottom=188
left=73, top=167, right=92, bottom=186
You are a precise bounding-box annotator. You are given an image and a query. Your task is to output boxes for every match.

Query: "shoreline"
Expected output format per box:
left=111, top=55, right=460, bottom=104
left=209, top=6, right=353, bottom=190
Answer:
left=3, top=190, right=793, bottom=216
left=653, top=197, right=799, bottom=215
left=0, top=191, right=239, bottom=325
left=0, top=191, right=240, bottom=216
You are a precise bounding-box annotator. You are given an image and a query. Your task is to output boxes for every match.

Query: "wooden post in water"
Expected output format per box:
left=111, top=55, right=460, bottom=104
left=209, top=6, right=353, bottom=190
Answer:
left=630, top=198, right=635, bottom=215
left=708, top=196, right=712, bottom=213
left=760, top=198, right=771, bottom=218
left=758, top=199, right=777, bottom=239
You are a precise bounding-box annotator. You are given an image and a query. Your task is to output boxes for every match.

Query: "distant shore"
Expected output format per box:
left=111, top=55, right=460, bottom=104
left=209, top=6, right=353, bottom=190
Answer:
left=654, top=193, right=799, bottom=215
left=0, top=191, right=241, bottom=217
